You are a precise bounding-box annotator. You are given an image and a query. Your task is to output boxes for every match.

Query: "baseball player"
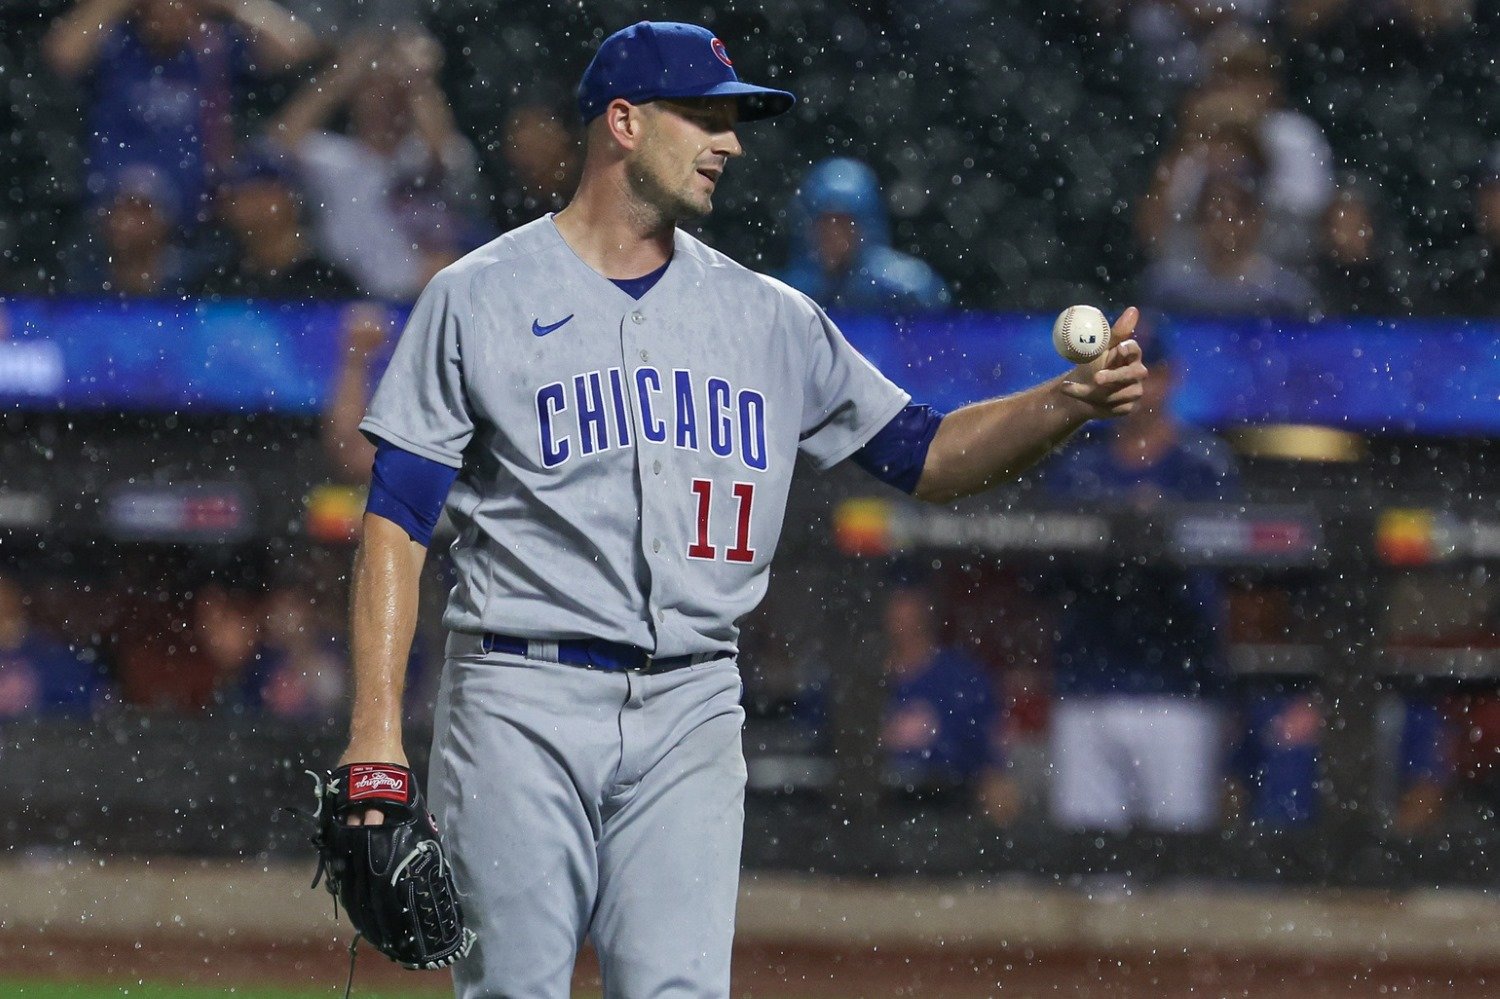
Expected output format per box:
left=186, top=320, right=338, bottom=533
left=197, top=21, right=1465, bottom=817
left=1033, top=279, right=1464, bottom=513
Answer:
left=338, top=21, right=1147, bottom=999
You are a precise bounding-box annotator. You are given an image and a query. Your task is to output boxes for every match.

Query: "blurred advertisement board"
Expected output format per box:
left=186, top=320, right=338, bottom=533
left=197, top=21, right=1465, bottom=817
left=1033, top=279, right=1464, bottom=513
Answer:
left=1, top=299, right=1496, bottom=436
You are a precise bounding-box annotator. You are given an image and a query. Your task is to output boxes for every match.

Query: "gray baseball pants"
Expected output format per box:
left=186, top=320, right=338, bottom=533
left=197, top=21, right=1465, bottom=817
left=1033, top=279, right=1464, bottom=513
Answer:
left=430, top=634, right=747, bottom=999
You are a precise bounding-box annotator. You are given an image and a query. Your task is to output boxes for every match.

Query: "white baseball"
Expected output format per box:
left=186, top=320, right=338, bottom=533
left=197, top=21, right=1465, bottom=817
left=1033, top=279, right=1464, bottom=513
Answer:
left=1052, top=305, right=1111, bottom=364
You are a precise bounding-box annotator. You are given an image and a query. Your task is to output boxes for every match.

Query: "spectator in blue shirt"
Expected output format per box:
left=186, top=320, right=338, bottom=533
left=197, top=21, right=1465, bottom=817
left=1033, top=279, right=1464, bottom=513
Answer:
left=1042, top=326, right=1241, bottom=832
left=1232, top=688, right=1322, bottom=827
left=0, top=570, right=108, bottom=718
left=780, top=158, right=950, bottom=314
left=880, top=581, right=1017, bottom=826
left=43, top=0, right=316, bottom=228
left=1232, top=689, right=1450, bottom=833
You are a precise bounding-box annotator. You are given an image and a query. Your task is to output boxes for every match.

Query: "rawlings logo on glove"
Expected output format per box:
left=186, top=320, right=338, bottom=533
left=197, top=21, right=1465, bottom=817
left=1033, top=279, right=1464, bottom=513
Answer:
left=346, top=765, right=410, bottom=803
left=308, top=763, right=476, bottom=973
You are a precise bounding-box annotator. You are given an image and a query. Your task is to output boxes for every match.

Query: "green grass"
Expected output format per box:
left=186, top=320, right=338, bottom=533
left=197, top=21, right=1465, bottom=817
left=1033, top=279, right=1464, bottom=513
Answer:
left=0, top=983, right=455, bottom=999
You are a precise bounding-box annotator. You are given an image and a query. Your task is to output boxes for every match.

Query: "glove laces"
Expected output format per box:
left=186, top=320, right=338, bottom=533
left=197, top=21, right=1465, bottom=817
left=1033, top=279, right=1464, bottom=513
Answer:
left=390, top=837, right=447, bottom=886
left=343, top=934, right=360, bottom=999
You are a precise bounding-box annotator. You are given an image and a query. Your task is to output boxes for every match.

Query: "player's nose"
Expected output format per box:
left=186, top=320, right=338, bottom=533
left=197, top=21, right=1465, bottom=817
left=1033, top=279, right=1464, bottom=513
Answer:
left=715, top=127, right=743, bottom=159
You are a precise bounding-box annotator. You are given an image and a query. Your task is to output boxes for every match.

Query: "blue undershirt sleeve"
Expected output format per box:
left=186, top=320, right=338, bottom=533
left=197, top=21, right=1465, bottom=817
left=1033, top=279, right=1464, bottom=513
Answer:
left=850, top=403, right=946, bottom=494
left=365, top=438, right=460, bottom=547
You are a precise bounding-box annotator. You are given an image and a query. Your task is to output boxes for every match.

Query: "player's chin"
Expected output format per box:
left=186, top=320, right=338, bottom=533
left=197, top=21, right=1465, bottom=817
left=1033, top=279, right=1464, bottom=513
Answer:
left=672, top=190, right=715, bottom=220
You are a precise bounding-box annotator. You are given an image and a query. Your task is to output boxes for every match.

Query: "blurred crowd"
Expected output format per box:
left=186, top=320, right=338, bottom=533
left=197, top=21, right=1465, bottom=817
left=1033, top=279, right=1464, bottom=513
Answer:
left=3, top=0, right=1500, bottom=841
left=0, top=0, right=1494, bottom=314
left=11, top=537, right=1499, bottom=837
left=0, top=550, right=365, bottom=723
left=840, top=566, right=1489, bottom=837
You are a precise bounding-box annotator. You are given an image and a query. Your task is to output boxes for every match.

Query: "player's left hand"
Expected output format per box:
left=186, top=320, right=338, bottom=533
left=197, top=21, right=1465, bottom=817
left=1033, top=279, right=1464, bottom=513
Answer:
left=1059, top=306, right=1147, bottom=418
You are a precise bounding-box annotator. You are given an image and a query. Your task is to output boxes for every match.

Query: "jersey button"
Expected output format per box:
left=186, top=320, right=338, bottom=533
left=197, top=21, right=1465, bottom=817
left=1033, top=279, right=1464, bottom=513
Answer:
left=639, top=349, right=649, bottom=362
left=631, top=311, right=645, bottom=324
left=652, top=459, right=662, bottom=475
left=652, top=538, right=662, bottom=553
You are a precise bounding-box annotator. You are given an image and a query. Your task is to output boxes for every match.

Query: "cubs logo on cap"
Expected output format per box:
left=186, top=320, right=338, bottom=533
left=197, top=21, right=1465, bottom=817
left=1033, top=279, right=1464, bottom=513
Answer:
left=577, top=21, right=795, bottom=123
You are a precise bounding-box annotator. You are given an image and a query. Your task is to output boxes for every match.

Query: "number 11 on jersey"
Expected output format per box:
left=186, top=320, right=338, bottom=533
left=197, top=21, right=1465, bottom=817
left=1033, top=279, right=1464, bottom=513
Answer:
left=687, top=479, right=756, bottom=563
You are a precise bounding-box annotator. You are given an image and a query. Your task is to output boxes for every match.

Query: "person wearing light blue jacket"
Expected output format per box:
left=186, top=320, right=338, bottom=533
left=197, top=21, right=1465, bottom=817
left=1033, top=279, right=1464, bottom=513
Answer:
left=779, top=157, right=951, bottom=313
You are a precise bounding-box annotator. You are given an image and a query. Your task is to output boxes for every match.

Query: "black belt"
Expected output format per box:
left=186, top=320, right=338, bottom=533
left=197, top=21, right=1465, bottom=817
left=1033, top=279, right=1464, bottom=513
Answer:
left=480, top=633, right=710, bottom=674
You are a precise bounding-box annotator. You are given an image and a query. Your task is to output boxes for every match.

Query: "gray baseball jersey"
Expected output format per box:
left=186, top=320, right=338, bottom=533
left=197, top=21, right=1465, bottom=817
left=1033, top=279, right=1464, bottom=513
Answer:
left=360, top=215, right=908, bottom=656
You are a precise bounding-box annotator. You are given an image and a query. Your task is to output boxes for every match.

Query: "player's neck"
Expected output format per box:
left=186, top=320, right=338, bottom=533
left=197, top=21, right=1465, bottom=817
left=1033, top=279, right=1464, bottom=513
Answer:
left=553, top=179, right=675, bottom=279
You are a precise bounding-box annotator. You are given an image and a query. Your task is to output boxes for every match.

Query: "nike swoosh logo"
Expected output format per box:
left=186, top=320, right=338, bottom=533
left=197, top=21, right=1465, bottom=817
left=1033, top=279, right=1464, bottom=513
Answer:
left=532, top=315, right=575, bottom=337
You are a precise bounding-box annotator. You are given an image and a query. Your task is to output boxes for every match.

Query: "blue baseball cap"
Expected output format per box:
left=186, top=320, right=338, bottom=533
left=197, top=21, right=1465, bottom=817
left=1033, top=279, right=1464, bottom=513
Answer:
left=577, top=22, right=796, bottom=124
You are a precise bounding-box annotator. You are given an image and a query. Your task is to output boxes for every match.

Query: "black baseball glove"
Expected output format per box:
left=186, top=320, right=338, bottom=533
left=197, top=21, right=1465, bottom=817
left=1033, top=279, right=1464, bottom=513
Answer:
left=309, top=763, right=476, bottom=970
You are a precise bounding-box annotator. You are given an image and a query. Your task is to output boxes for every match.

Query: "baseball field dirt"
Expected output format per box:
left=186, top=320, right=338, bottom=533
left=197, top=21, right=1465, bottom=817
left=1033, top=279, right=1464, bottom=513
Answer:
left=3, top=931, right=1500, bottom=998
left=6, top=859, right=1500, bottom=997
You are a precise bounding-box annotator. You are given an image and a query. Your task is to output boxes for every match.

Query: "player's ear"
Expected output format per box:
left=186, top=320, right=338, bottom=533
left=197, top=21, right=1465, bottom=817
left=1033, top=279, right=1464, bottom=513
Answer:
left=603, top=98, right=646, bottom=151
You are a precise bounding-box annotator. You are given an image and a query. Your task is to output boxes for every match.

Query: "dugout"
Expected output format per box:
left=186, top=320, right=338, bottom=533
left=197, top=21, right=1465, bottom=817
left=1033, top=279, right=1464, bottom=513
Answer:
left=4, top=425, right=1499, bottom=884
